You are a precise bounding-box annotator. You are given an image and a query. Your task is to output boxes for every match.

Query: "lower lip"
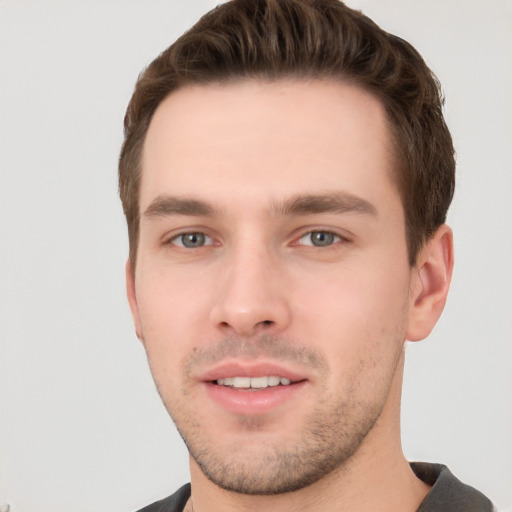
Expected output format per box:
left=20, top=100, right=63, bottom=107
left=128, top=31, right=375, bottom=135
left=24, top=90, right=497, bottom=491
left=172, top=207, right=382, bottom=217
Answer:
left=203, top=381, right=307, bottom=415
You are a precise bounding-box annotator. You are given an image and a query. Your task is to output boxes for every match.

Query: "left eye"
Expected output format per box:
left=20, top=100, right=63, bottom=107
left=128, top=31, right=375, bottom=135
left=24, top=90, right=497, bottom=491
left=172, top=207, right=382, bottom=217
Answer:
left=298, top=231, right=341, bottom=247
left=171, top=232, right=213, bottom=248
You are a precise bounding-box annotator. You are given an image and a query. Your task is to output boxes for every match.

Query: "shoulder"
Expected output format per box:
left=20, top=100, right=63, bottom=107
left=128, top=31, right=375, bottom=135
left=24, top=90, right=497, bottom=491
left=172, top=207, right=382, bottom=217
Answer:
left=135, top=483, right=191, bottom=512
left=412, top=463, right=495, bottom=512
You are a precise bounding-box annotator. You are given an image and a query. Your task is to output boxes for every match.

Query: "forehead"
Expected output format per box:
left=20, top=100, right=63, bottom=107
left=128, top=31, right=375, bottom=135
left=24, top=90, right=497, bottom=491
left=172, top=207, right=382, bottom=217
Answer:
left=140, top=79, right=398, bottom=213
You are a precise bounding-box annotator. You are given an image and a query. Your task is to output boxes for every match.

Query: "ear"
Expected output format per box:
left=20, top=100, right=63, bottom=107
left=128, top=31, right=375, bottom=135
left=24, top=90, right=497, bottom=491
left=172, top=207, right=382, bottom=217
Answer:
left=126, top=259, right=144, bottom=343
left=406, top=224, right=454, bottom=342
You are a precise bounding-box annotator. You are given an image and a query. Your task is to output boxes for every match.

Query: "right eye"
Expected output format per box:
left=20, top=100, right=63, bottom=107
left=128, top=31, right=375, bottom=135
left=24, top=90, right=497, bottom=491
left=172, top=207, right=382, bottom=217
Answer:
left=170, top=232, right=213, bottom=248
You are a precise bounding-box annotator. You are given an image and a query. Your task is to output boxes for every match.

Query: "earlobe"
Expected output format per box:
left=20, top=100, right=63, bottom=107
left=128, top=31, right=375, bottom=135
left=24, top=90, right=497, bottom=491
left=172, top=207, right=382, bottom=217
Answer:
left=125, top=260, right=144, bottom=343
left=406, top=224, right=454, bottom=342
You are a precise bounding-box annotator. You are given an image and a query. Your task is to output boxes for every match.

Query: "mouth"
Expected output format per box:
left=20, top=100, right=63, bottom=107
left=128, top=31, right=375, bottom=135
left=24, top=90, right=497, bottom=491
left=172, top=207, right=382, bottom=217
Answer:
left=215, top=376, right=294, bottom=389
left=199, top=363, right=308, bottom=415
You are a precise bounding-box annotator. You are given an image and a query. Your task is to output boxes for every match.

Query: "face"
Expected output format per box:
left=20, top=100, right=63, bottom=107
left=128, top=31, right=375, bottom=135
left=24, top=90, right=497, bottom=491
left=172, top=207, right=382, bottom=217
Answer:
left=128, top=80, right=417, bottom=494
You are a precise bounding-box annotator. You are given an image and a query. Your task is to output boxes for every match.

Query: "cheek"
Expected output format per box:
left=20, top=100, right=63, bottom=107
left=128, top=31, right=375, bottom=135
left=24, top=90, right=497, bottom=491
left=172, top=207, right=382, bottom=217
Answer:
left=293, top=267, right=408, bottom=402
left=136, top=271, right=211, bottom=363
left=290, top=258, right=410, bottom=352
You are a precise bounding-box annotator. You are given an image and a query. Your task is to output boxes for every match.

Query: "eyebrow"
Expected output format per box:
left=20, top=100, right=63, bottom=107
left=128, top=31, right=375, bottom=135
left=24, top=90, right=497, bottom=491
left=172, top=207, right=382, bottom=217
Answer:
left=143, top=196, right=218, bottom=218
left=142, top=191, right=377, bottom=220
left=273, top=192, right=378, bottom=217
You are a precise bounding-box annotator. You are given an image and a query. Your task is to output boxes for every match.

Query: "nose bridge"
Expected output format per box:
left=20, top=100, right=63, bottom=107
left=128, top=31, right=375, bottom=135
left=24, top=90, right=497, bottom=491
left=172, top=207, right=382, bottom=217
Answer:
left=210, top=233, right=291, bottom=336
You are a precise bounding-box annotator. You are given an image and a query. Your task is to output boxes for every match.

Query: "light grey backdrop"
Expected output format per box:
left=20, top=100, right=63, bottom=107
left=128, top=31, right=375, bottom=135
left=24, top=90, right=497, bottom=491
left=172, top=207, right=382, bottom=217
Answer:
left=1, top=1, right=511, bottom=511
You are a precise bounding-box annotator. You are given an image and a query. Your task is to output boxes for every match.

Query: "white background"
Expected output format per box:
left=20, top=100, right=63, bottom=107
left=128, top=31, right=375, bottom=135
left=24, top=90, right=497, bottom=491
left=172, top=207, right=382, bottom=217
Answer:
left=0, top=1, right=510, bottom=511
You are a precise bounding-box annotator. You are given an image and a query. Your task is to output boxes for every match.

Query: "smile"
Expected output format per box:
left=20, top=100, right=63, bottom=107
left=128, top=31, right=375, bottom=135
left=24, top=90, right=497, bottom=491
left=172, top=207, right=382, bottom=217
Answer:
left=200, top=362, right=309, bottom=414
left=216, top=376, right=293, bottom=388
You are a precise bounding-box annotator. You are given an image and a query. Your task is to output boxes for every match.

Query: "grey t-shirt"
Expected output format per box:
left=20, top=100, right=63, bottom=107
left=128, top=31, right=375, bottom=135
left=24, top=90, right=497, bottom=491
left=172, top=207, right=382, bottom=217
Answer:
left=136, top=463, right=494, bottom=512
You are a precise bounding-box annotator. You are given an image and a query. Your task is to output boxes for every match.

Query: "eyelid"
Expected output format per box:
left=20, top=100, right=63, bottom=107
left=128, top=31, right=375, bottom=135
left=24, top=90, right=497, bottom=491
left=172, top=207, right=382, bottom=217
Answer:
left=160, top=226, right=351, bottom=248
left=162, top=228, right=217, bottom=248
left=292, top=228, right=350, bottom=246
left=298, top=231, right=340, bottom=247
left=173, top=233, right=213, bottom=248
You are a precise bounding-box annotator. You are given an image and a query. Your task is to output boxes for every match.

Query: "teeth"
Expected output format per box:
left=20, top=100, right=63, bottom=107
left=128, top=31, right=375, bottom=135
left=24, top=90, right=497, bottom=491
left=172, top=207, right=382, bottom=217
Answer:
left=215, top=376, right=294, bottom=389
left=233, top=377, right=251, bottom=388
left=250, top=376, right=268, bottom=388
left=267, top=376, right=281, bottom=386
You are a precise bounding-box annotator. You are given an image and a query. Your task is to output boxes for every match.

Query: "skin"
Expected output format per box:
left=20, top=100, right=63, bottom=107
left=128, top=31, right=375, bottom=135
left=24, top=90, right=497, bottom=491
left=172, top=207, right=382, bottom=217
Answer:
left=127, top=80, right=453, bottom=512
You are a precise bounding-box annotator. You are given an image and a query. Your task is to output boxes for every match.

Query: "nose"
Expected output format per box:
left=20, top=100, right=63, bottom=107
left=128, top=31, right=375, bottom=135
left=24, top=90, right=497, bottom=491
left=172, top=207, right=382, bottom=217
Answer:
left=209, top=242, right=292, bottom=337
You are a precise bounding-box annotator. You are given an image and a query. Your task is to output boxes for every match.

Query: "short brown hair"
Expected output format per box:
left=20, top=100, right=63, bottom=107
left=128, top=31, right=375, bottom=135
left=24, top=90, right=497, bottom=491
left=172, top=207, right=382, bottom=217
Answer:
left=119, top=0, right=455, bottom=266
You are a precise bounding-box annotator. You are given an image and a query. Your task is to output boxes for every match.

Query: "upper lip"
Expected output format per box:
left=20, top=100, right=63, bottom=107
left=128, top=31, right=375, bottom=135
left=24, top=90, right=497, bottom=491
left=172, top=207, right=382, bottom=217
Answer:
left=198, top=360, right=308, bottom=383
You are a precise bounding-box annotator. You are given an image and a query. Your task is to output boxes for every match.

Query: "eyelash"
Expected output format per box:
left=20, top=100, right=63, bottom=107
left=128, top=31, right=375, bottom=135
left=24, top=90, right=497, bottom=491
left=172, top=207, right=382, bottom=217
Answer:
left=166, top=229, right=348, bottom=250
left=168, top=232, right=214, bottom=249
left=295, top=230, right=345, bottom=248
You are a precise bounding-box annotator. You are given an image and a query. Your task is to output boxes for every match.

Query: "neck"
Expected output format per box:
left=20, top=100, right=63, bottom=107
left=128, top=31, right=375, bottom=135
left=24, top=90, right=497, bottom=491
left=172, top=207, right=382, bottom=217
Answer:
left=187, top=355, right=430, bottom=512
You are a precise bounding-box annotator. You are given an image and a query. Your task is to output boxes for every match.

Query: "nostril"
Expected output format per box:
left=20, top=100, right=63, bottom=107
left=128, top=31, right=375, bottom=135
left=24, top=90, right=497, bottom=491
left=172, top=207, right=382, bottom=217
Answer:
left=216, top=318, right=275, bottom=336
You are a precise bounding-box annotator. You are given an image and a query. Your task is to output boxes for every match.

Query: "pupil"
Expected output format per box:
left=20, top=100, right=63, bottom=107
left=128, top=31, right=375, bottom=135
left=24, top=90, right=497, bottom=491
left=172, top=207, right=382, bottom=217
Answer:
left=183, top=233, right=204, bottom=248
left=312, top=231, right=333, bottom=246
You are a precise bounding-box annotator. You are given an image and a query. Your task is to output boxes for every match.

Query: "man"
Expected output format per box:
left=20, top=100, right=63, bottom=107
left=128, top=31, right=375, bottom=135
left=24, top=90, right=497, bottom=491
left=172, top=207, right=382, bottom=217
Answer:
left=118, top=1, right=494, bottom=511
